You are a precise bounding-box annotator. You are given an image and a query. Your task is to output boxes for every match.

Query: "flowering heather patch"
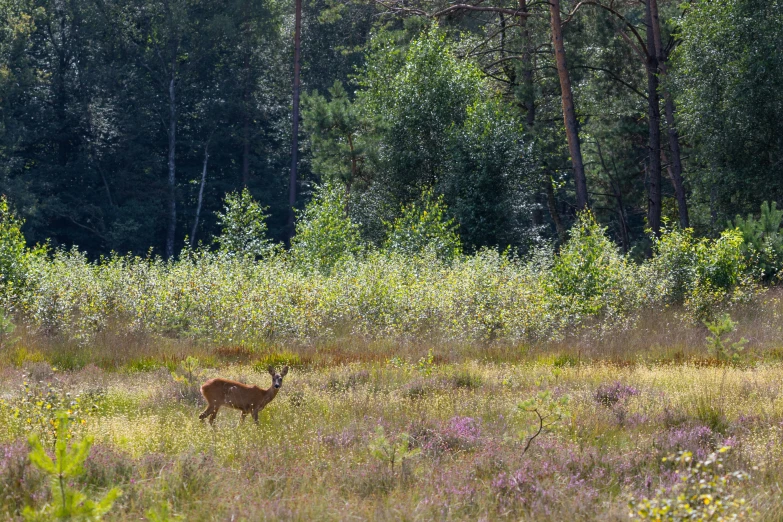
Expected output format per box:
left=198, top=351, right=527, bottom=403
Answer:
left=0, top=440, right=46, bottom=518
left=416, top=416, right=483, bottom=455
left=593, top=381, right=640, bottom=407
left=657, top=425, right=716, bottom=459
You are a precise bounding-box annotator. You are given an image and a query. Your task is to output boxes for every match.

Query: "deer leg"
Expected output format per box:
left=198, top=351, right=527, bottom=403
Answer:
left=252, top=408, right=260, bottom=424
left=208, top=406, right=220, bottom=426
left=239, top=411, right=247, bottom=425
left=199, top=404, right=214, bottom=421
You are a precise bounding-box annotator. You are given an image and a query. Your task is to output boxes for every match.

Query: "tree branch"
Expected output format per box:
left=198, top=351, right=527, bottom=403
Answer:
left=374, top=0, right=539, bottom=19
left=565, top=0, right=649, bottom=58
left=571, top=65, right=647, bottom=99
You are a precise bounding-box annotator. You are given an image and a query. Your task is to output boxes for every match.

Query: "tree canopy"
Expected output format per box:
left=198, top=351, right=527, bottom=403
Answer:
left=0, top=0, right=780, bottom=257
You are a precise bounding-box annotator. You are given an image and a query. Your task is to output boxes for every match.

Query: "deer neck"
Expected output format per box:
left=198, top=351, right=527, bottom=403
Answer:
left=264, top=386, right=279, bottom=401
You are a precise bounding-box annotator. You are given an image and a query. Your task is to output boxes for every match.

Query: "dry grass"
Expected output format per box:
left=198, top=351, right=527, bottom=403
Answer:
left=1, top=292, right=782, bottom=520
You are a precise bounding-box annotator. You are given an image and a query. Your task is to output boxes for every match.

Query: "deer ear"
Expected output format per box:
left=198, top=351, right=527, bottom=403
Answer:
left=281, top=366, right=289, bottom=377
left=267, top=366, right=275, bottom=376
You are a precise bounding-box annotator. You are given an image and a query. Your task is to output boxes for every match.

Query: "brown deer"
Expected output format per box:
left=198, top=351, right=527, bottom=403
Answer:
left=199, top=366, right=288, bottom=425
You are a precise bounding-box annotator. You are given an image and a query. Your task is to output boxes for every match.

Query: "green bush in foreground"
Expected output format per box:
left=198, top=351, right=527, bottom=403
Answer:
left=23, top=413, right=121, bottom=521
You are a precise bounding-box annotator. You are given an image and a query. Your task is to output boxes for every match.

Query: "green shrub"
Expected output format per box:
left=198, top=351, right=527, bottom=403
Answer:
left=214, top=189, right=276, bottom=259
left=23, top=413, right=121, bottom=521
left=650, top=225, right=755, bottom=319
left=548, top=211, right=644, bottom=327
left=0, top=196, right=44, bottom=302
left=383, top=188, right=461, bottom=261
left=9, top=208, right=769, bottom=346
left=730, top=200, right=783, bottom=282
left=290, top=182, right=362, bottom=273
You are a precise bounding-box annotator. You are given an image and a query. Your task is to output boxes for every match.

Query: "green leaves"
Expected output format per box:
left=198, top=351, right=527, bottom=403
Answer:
left=729, top=201, right=783, bottom=281
left=351, top=27, right=534, bottom=251
left=651, top=225, right=754, bottom=320
left=673, top=0, right=783, bottom=224
left=368, top=425, right=420, bottom=474
left=0, top=195, right=44, bottom=300
left=24, top=413, right=121, bottom=521
left=214, top=189, right=275, bottom=260
left=548, top=210, right=643, bottom=326
left=302, top=81, right=370, bottom=190
left=290, top=182, right=362, bottom=274
left=383, top=188, right=461, bottom=261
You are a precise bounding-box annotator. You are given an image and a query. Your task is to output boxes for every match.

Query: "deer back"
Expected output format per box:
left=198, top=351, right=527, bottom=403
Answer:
left=201, top=378, right=267, bottom=409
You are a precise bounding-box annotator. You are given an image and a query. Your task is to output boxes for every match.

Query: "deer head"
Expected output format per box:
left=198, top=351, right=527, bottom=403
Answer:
left=267, top=365, right=289, bottom=389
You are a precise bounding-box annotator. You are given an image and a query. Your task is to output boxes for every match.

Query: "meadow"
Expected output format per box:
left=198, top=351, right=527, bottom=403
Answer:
left=2, top=291, right=783, bottom=521
left=2, top=206, right=783, bottom=520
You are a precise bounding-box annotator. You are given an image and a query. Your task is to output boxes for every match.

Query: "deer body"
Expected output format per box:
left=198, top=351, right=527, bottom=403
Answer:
left=199, top=366, right=288, bottom=425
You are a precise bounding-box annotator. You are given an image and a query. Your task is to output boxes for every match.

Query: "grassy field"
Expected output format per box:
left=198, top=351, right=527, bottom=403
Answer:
left=2, top=301, right=783, bottom=521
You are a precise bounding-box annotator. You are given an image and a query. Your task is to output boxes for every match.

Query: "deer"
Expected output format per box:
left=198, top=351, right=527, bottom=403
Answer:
left=198, top=366, right=288, bottom=425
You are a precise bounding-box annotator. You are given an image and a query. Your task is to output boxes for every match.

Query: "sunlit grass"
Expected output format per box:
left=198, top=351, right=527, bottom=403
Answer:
left=3, top=354, right=783, bottom=520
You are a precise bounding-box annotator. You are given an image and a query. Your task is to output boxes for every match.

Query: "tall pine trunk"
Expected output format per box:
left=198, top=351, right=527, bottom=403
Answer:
left=650, top=0, right=688, bottom=228
left=288, top=0, right=302, bottom=243
left=645, top=0, right=662, bottom=238
left=166, top=72, right=177, bottom=259
left=549, top=0, right=588, bottom=210
left=191, top=140, right=210, bottom=247
left=520, top=0, right=565, bottom=240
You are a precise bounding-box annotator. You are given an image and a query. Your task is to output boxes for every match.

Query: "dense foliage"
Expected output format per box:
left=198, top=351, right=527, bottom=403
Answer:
left=2, top=0, right=779, bottom=257
left=0, top=203, right=764, bottom=347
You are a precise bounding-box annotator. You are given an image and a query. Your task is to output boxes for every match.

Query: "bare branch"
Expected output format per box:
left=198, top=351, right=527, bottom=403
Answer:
left=522, top=408, right=544, bottom=456
left=571, top=65, right=647, bottom=99
left=374, top=0, right=539, bottom=19
left=565, top=0, right=649, bottom=58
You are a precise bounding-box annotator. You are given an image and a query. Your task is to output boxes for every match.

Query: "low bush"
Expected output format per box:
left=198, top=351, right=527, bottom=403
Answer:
left=1, top=211, right=772, bottom=348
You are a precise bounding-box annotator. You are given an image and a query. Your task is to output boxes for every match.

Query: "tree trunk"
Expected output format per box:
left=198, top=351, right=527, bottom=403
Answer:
left=241, top=3, right=252, bottom=188
left=645, top=0, right=662, bottom=238
left=549, top=0, right=588, bottom=210
left=649, top=0, right=688, bottom=229
left=520, top=0, right=535, bottom=127
left=596, top=140, right=630, bottom=252
left=288, top=0, right=302, bottom=244
left=191, top=140, right=210, bottom=247
left=521, top=0, right=564, bottom=237
left=663, top=95, right=688, bottom=228
left=166, top=72, right=177, bottom=259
